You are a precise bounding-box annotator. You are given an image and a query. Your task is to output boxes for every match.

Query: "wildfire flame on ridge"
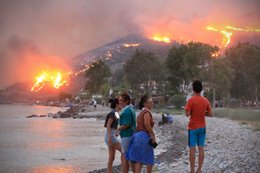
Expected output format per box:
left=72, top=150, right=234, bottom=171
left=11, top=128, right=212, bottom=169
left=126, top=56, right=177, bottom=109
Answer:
left=31, top=70, right=69, bottom=92
left=149, top=25, right=259, bottom=49
left=123, top=43, right=140, bottom=47
left=206, top=25, right=260, bottom=48
left=31, top=24, right=260, bottom=91
left=206, top=26, right=233, bottom=47
left=151, top=35, right=171, bottom=43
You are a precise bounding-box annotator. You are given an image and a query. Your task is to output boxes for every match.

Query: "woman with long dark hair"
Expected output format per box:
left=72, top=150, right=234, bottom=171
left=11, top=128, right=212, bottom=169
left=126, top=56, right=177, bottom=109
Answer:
left=126, top=95, right=157, bottom=173
left=104, top=98, right=122, bottom=173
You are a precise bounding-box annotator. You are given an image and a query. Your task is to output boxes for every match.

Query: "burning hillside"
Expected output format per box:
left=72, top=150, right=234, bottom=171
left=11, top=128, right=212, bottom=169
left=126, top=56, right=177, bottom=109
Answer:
left=31, top=70, right=70, bottom=92
left=151, top=35, right=171, bottom=43
left=147, top=25, right=260, bottom=48
left=30, top=23, right=260, bottom=92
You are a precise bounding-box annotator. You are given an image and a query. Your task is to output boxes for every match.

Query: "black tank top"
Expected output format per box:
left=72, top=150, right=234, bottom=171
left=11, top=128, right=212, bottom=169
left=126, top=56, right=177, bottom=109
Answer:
left=104, top=111, right=119, bottom=129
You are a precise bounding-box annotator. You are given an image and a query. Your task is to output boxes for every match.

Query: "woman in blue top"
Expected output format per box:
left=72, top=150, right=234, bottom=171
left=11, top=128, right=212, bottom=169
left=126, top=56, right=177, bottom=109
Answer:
left=104, top=98, right=122, bottom=173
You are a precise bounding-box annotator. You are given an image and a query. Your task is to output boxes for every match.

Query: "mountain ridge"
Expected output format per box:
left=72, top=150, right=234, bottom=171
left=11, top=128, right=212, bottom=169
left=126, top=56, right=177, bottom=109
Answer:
left=0, top=34, right=179, bottom=103
left=70, top=34, right=179, bottom=71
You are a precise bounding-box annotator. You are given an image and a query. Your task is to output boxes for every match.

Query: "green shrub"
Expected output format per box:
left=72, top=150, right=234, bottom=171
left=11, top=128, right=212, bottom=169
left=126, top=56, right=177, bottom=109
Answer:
left=169, top=95, right=186, bottom=109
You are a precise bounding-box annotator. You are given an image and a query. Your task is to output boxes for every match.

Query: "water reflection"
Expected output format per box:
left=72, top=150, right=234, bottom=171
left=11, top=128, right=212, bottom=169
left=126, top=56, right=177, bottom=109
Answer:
left=27, top=119, right=72, bottom=150
left=29, top=165, right=79, bottom=173
left=0, top=105, right=109, bottom=172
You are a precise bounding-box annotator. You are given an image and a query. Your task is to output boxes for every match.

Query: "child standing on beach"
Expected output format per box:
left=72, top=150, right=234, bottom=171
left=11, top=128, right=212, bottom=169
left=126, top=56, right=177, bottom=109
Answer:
left=185, top=80, right=213, bottom=173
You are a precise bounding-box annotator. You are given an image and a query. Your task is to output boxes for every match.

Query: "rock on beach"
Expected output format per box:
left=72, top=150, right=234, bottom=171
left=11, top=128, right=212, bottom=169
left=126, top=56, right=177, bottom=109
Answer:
left=156, top=115, right=260, bottom=173
left=89, top=113, right=260, bottom=173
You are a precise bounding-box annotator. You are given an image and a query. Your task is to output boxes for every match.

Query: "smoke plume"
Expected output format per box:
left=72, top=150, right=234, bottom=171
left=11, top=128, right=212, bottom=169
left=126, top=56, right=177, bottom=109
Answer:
left=0, top=0, right=259, bottom=88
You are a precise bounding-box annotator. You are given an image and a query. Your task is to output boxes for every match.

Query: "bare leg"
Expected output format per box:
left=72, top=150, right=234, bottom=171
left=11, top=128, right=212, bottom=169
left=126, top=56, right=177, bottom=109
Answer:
left=189, top=147, right=196, bottom=173
left=197, top=146, right=204, bottom=173
left=112, top=142, right=122, bottom=153
left=131, top=162, right=135, bottom=173
left=112, top=143, right=123, bottom=172
left=146, top=164, right=153, bottom=173
left=135, top=163, right=142, bottom=173
left=122, top=155, right=129, bottom=173
left=107, top=146, right=116, bottom=173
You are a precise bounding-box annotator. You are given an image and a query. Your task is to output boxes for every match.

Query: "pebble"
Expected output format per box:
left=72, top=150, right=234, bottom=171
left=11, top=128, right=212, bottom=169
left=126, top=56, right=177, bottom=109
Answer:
left=154, top=115, right=260, bottom=173
left=88, top=114, right=260, bottom=173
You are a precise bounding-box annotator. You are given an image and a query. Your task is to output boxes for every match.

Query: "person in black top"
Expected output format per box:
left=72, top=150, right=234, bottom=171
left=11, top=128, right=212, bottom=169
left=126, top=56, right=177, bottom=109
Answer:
left=104, top=98, right=122, bottom=173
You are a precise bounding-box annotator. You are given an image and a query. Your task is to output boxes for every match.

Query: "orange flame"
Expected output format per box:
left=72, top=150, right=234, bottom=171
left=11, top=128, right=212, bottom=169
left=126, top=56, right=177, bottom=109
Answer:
left=151, top=35, right=171, bottom=43
left=225, top=25, right=260, bottom=33
left=206, top=26, right=233, bottom=47
left=206, top=25, right=260, bottom=48
left=211, top=51, right=221, bottom=58
left=31, top=70, right=69, bottom=92
left=123, top=43, right=140, bottom=47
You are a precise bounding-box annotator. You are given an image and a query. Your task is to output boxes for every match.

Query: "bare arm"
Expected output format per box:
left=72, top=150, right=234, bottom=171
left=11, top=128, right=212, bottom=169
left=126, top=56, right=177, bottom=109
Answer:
left=185, top=110, right=191, bottom=117
left=185, top=100, right=191, bottom=117
left=106, top=118, right=114, bottom=145
left=117, top=124, right=130, bottom=131
left=206, top=107, right=213, bottom=117
left=144, top=112, right=156, bottom=142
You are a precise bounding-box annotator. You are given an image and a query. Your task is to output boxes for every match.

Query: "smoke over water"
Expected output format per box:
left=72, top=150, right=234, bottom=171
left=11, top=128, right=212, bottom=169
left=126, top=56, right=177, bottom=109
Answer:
left=0, top=0, right=259, bottom=89
left=0, top=36, right=69, bottom=89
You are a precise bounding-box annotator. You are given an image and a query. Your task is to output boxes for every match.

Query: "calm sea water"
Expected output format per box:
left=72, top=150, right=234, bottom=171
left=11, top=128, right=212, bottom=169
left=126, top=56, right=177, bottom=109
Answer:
left=0, top=104, right=119, bottom=173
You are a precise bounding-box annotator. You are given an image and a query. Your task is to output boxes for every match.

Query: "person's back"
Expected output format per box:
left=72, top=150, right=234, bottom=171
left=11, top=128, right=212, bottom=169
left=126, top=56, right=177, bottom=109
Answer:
left=136, top=109, right=154, bottom=132
left=185, top=80, right=212, bottom=173
left=162, top=114, right=168, bottom=124
left=187, top=95, right=211, bottom=130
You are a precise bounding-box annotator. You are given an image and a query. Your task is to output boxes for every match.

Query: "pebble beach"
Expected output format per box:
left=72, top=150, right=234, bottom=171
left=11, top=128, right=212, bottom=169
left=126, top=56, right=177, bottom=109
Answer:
left=89, top=111, right=260, bottom=173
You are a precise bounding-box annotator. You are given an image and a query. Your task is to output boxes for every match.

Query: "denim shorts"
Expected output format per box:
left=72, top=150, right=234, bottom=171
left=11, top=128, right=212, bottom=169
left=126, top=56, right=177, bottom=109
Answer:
left=121, top=137, right=132, bottom=154
left=104, top=129, right=120, bottom=147
left=188, top=128, right=206, bottom=147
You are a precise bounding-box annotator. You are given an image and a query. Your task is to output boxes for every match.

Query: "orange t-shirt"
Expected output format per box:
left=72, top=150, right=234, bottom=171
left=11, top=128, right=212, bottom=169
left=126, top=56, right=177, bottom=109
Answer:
left=185, top=95, right=212, bottom=130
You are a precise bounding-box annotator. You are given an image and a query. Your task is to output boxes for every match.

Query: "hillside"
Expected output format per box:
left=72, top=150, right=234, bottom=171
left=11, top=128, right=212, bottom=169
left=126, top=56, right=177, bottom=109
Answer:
left=70, top=34, right=179, bottom=72
left=0, top=34, right=178, bottom=104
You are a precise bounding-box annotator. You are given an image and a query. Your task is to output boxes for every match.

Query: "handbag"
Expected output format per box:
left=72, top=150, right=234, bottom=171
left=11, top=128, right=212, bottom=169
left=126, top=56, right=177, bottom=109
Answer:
left=149, top=139, right=158, bottom=148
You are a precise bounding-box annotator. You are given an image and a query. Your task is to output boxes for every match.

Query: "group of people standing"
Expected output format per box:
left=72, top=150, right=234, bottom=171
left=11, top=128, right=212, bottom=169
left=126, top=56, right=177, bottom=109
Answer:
left=104, top=93, right=156, bottom=173
left=104, top=80, right=213, bottom=173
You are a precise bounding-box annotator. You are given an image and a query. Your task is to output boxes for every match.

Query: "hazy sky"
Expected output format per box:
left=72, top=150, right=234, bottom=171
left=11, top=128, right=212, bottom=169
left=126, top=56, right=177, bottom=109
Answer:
left=0, top=0, right=259, bottom=88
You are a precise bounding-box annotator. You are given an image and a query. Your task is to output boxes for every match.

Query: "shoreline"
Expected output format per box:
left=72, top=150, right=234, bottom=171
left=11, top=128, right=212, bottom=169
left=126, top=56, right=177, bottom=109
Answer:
left=25, top=105, right=259, bottom=172
left=88, top=117, right=187, bottom=173
left=88, top=112, right=260, bottom=173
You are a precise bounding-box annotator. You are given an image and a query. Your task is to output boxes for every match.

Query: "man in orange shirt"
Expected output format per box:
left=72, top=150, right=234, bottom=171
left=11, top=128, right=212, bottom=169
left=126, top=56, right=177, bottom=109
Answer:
left=185, top=80, right=213, bottom=173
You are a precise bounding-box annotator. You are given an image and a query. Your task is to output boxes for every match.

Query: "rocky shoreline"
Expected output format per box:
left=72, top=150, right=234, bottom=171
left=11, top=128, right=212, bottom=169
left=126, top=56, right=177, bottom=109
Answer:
left=25, top=106, right=260, bottom=173
left=88, top=117, right=187, bottom=173
left=88, top=114, right=260, bottom=173
left=26, top=104, right=111, bottom=119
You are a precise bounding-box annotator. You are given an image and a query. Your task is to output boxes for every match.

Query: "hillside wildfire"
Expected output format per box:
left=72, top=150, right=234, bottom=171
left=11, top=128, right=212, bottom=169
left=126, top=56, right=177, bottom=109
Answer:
left=1, top=33, right=259, bottom=106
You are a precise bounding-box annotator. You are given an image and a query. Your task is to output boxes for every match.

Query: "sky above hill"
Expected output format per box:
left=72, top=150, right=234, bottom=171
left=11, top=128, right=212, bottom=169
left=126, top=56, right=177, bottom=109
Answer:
left=0, top=0, right=259, bottom=89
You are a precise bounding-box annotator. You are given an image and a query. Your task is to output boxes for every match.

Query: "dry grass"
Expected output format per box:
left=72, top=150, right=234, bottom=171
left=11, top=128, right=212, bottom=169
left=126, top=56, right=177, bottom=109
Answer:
left=154, top=107, right=260, bottom=131
left=213, top=108, right=260, bottom=131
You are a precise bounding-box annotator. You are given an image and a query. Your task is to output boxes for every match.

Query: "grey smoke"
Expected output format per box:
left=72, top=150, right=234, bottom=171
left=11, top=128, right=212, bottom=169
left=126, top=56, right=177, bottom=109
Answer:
left=0, top=0, right=259, bottom=88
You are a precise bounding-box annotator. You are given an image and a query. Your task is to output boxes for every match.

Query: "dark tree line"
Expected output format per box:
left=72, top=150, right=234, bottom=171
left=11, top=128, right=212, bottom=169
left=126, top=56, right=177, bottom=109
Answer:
left=84, top=42, right=259, bottom=108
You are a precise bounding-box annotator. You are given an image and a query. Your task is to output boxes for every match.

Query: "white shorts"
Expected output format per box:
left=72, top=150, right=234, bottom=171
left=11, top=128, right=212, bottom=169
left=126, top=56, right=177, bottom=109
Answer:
left=121, top=137, right=132, bottom=154
left=104, top=129, right=120, bottom=147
